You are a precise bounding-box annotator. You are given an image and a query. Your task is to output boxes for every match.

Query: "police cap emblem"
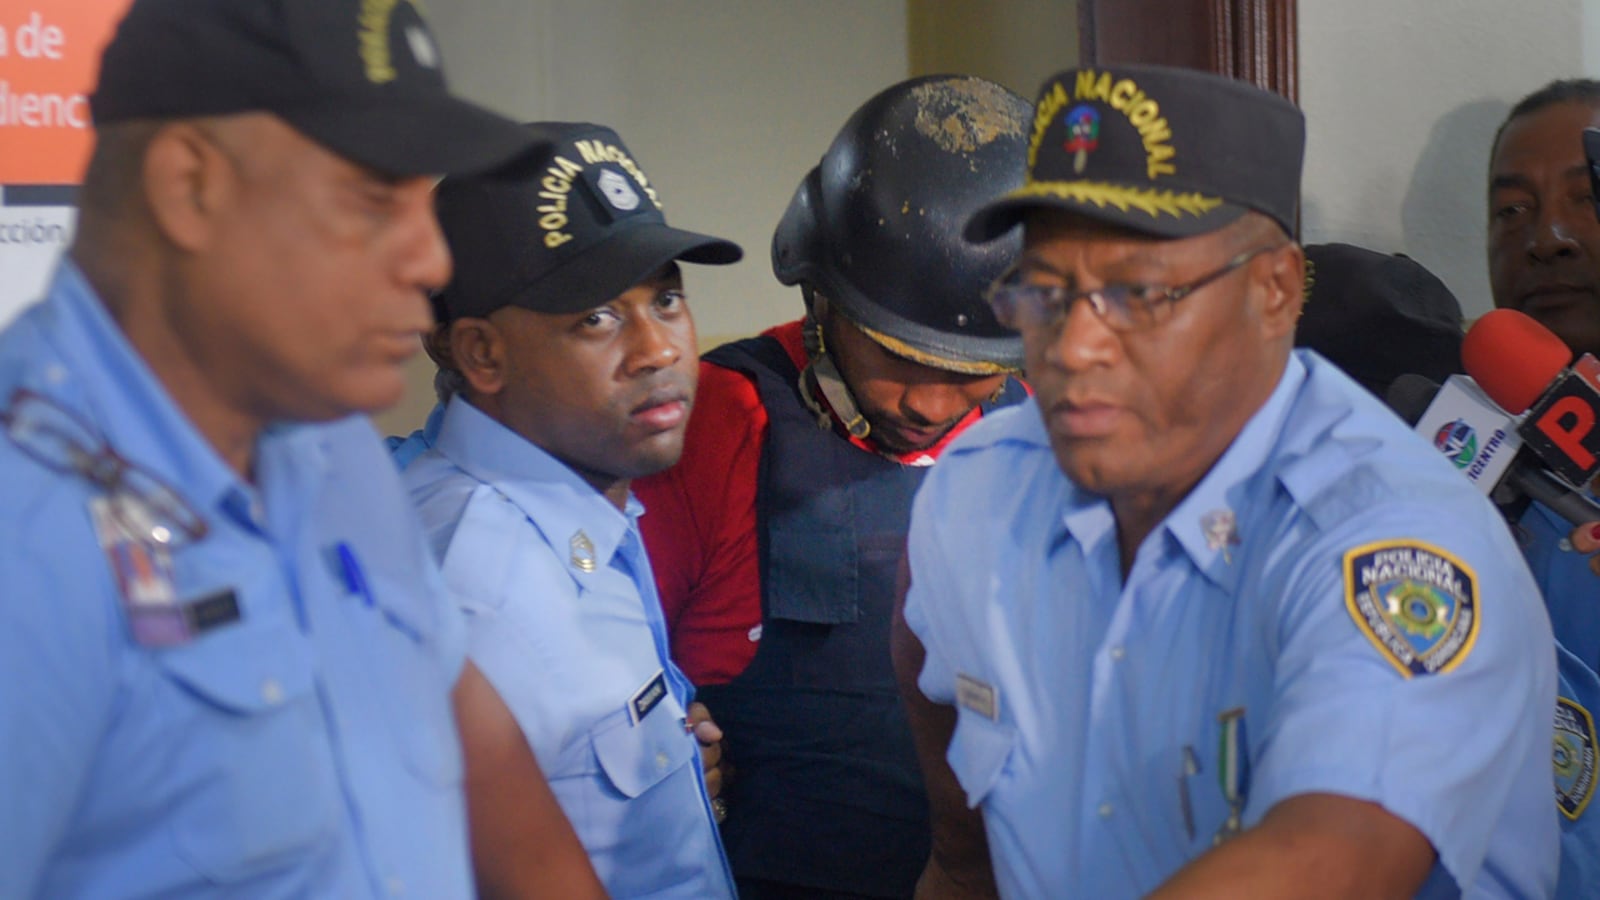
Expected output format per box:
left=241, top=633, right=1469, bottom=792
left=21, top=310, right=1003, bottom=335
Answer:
left=596, top=168, right=641, bottom=212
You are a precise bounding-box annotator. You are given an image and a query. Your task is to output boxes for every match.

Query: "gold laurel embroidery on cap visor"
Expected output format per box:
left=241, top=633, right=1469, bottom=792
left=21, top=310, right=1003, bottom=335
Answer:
left=358, top=0, right=406, bottom=84
left=854, top=322, right=1017, bottom=376
left=1299, top=256, right=1315, bottom=320
left=1340, top=539, right=1481, bottom=679
left=1013, top=180, right=1223, bottom=220
left=1555, top=697, right=1598, bottom=821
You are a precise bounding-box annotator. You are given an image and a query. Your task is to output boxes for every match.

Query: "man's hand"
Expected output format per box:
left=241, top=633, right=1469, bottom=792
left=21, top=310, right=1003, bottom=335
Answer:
left=686, top=701, right=727, bottom=810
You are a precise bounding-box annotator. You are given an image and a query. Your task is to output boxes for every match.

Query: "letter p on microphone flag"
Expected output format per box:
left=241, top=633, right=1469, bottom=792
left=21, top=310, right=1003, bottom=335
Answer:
left=1523, top=355, right=1600, bottom=486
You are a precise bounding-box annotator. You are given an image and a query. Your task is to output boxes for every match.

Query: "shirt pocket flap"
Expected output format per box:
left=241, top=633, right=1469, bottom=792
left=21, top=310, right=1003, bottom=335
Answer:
left=158, top=616, right=315, bottom=714
left=592, top=702, right=696, bottom=799
left=947, top=711, right=1018, bottom=809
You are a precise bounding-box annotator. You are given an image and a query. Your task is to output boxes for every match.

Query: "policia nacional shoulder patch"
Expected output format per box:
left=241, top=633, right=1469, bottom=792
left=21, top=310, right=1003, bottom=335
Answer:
left=1343, top=540, right=1479, bottom=677
left=1556, top=697, right=1598, bottom=820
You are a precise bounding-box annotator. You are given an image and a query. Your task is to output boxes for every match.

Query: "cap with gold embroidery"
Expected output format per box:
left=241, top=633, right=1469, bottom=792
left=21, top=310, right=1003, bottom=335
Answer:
left=965, top=64, right=1304, bottom=242
left=91, top=0, right=536, bottom=178
left=432, top=122, right=742, bottom=320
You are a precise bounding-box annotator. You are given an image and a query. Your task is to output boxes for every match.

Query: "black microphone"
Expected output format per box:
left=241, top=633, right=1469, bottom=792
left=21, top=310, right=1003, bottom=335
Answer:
left=1387, top=373, right=1600, bottom=528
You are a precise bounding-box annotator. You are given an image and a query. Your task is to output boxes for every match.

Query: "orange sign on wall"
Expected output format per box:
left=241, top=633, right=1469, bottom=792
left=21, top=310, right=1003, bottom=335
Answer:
left=0, top=1, right=132, bottom=186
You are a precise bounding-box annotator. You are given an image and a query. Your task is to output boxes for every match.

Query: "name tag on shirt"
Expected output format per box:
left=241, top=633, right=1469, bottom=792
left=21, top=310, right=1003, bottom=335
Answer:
left=956, top=672, right=999, bottom=721
left=628, top=670, right=668, bottom=725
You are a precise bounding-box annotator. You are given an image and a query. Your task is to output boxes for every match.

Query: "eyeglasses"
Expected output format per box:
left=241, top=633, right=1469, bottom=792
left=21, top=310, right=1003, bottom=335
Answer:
left=984, top=243, right=1286, bottom=333
left=1, top=388, right=208, bottom=548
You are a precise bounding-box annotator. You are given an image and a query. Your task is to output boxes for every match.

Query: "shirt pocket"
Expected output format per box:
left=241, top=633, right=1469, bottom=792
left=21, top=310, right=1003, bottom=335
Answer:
left=364, top=572, right=464, bottom=790
left=591, top=698, right=697, bottom=799
left=947, top=710, right=1019, bottom=809
left=157, top=617, right=339, bottom=883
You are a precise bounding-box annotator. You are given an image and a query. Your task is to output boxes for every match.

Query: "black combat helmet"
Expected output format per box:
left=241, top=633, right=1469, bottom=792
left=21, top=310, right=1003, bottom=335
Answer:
left=772, top=75, right=1031, bottom=374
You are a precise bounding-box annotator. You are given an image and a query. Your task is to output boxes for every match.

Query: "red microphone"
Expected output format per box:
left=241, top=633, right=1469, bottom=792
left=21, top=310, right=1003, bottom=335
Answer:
left=1463, top=308, right=1600, bottom=488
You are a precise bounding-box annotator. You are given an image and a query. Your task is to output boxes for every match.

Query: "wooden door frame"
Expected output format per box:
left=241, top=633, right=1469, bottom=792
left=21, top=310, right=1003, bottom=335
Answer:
left=1079, top=0, right=1297, bottom=102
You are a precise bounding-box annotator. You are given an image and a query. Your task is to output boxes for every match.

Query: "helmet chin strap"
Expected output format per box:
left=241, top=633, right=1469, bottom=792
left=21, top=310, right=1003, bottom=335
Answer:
left=798, top=293, right=872, bottom=440
left=804, top=347, right=873, bottom=440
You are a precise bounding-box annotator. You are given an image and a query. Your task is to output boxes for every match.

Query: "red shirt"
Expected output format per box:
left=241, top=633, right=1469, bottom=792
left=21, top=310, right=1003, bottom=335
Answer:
left=634, top=319, right=1000, bottom=685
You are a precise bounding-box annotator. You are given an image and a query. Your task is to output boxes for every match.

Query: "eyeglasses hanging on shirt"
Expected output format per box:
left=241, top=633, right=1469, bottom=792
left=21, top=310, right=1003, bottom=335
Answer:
left=2, top=388, right=231, bottom=646
left=2, top=387, right=208, bottom=548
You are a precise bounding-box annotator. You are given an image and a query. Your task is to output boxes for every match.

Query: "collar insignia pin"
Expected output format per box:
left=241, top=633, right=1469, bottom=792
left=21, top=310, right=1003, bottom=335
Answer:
left=570, top=530, right=597, bottom=573
left=1201, top=509, right=1241, bottom=564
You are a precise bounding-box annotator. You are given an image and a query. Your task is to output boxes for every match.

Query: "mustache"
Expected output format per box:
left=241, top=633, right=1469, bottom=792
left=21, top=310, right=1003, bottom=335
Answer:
left=626, top=375, right=695, bottom=415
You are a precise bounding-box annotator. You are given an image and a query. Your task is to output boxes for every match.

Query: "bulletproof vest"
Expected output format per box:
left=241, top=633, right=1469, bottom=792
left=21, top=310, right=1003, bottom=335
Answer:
left=695, top=335, right=1025, bottom=896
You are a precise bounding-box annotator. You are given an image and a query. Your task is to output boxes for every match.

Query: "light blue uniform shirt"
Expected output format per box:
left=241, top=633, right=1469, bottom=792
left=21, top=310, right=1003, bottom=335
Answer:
left=0, top=264, right=472, bottom=898
left=1521, top=502, right=1600, bottom=672
left=387, top=401, right=443, bottom=468
left=905, top=351, right=1559, bottom=899
left=1516, top=490, right=1600, bottom=898
left=402, top=395, right=736, bottom=899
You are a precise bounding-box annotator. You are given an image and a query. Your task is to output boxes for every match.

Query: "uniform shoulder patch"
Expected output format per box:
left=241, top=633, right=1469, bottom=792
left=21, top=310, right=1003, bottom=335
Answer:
left=1342, top=540, right=1479, bottom=677
left=1556, top=697, right=1598, bottom=820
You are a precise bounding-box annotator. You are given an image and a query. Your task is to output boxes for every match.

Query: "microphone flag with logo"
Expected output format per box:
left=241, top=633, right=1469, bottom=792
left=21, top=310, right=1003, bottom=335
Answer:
left=1463, top=309, right=1600, bottom=490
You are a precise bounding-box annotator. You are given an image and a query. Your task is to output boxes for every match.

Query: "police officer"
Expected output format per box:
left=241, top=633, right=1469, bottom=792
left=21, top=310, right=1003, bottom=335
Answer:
left=1486, top=78, right=1600, bottom=671
left=1484, top=79, right=1600, bottom=899
left=895, top=64, right=1559, bottom=898
left=0, top=0, right=539, bottom=896
left=633, top=75, right=1031, bottom=898
left=400, top=122, right=743, bottom=898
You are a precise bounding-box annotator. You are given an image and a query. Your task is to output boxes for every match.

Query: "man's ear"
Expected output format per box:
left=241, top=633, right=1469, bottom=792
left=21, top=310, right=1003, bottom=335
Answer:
left=448, top=317, right=508, bottom=396
left=141, top=122, right=232, bottom=253
left=1258, top=243, right=1306, bottom=342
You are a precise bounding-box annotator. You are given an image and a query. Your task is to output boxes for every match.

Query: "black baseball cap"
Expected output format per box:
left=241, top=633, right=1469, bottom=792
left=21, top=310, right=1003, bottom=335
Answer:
left=1296, top=243, right=1466, bottom=396
left=966, top=64, right=1304, bottom=242
left=432, top=122, right=743, bottom=320
left=90, top=0, right=536, bottom=177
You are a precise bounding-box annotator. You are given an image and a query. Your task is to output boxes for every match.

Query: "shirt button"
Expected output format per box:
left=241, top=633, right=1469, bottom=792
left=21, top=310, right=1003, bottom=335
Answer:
left=1109, top=646, right=1126, bottom=661
left=386, top=876, right=405, bottom=895
left=1559, top=538, right=1575, bottom=552
left=656, top=751, right=670, bottom=770
left=1098, top=803, right=1114, bottom=818
left=260, top=679, right=284, bottom=705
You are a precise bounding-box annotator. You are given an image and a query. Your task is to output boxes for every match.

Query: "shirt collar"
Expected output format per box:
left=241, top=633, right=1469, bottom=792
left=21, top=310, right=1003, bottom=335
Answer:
left=1050, top=355, right=1307, bottom=593
left=1015, top=400, right=1115, bottom=553
left=1163, top=353, right=1305, bottom=591
left=32, top=261, right=253, bottom=525
left=433, top=394, right=637, bottom=569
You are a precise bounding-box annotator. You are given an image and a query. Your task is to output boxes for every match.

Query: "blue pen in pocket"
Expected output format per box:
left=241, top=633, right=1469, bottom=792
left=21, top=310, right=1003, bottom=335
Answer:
left=335, top=542, right=375, bottom=608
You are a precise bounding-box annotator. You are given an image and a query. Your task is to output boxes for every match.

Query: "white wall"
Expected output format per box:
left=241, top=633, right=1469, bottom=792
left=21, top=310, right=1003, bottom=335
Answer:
left=426, top=0, right=909, bottom=345
left=1299, top=0, right=1595, bottom=317
left=369, top=0, right=909, bottom=434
